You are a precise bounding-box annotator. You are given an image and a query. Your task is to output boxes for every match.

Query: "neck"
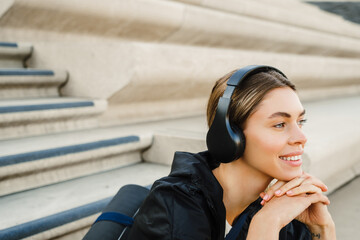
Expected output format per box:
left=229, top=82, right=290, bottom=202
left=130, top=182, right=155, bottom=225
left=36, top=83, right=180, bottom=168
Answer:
left=212, top=159, right=272, bottom=225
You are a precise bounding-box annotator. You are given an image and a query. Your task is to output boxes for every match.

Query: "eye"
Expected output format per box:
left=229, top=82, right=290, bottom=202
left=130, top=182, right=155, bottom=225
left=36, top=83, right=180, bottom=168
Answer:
left=298, top=119, right=307, bottom=127
left=274, top=122, right=285, bottom=128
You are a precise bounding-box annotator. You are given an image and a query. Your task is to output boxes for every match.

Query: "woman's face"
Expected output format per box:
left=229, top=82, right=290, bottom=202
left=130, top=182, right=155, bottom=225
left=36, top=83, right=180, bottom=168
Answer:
left=242, top=87, right=307, bottom=181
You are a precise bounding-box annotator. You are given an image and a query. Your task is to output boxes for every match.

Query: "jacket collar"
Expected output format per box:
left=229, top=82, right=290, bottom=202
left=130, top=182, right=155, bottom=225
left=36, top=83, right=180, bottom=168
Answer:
left=170, top=151, right=226, bottom=236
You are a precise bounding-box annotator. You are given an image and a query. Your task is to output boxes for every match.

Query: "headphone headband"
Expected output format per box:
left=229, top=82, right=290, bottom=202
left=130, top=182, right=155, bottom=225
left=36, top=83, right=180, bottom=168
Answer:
left=206, top=65, right=287, bottom=163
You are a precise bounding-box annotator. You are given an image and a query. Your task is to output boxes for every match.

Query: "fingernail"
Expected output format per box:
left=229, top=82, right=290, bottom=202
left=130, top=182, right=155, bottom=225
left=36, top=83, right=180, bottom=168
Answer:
left=324, top=185, right=328, bottom=191
left=287, top=190, right=293, bottom=195
left=263, top=194, right=269, bottom=201
left=275, top=190, right=281, bottom=195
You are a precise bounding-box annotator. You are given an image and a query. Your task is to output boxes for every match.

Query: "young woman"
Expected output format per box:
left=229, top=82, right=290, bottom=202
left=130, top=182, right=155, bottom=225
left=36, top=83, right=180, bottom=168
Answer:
left=126, top=66, right=336, bottom=239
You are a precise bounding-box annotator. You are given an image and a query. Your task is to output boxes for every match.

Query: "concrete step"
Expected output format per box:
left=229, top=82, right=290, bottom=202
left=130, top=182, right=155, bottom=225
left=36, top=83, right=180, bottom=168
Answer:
left=0, top=162, right=170, bottom=240
left=0, top=114, right=206, bottom=197
left=0, top=69, right=68, bottom=99
left=174, top=0, right=360, bottom=40
left=301, top=95, right=360, bottom=192
left=0, top=42, right=32, bottom=68
left=0, top=127, right=153, bottom=196
left=328, top=175, right=360, bottom=240
left=4, top=0, right=360, bottom=58
left=0, top=97, right=107, bottom=140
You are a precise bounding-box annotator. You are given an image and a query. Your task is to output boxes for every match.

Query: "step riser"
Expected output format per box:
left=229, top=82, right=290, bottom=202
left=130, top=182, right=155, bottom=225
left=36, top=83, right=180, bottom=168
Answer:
left=0, top=44, right=32, bottom=68
left=0, top=150, right=142, bottom=196
left=0, top=138, right=149, bottom=177
left=0, top=71, right=68, bottom=99
left=23, top=215, right=97, bottom=240
left=0, top=87, right=59, bottom=99
left=0, top=58, right=24, bottom=68
left=0, top=116, right=99, bottom=140
left=0, top=100, right=107, bottom=140
left=0, top=163, right=171, bottom=237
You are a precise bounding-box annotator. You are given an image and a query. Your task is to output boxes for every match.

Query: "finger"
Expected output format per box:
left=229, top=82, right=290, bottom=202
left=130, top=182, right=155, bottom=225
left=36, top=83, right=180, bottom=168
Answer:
left=259, top=192, right=265, bottom=199
left=263, top=180, right=286, bottom=201
left=306, top=192, right=330, bottom=206
left=286, top=184, right=322, bottom=196
left=301, top=175, right=328, bottom=192
left=274, top=176, right=307, bottom=197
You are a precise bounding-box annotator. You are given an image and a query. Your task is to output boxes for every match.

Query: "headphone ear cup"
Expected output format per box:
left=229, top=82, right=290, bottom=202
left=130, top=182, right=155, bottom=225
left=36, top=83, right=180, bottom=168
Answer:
left=230, top=124, right=246, bottom=159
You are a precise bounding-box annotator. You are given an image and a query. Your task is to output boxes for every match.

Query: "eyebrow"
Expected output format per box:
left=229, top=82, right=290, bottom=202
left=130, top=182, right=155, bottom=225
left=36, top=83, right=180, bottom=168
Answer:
left=268, top=109, right=306, bottom=119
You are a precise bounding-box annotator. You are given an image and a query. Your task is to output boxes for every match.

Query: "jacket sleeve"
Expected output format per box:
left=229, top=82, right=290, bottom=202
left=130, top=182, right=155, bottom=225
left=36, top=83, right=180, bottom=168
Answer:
left=279, top=219, right=312, bottom=240
left=126, top=183, right=213, bottom=240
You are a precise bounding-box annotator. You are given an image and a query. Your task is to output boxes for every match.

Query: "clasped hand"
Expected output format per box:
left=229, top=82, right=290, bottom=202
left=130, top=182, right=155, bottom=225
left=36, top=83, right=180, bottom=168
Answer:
left=258, top=172, right=335, bottom=232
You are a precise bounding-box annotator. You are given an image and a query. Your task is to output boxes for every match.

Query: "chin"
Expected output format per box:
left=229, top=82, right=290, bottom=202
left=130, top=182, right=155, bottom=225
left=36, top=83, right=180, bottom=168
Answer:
left=278, top=169, right=303, bottom=181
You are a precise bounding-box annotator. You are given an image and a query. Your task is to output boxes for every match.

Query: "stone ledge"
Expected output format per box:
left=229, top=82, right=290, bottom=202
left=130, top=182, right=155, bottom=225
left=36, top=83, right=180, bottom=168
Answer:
left=0, top=0, right=14, bottom=19
left=103, top=42, right=360, bottom=107
left=0, top=42, right=32, bottom=68
left=0, top=97, right=107, bottom=140
left=2, top=0, right=360, bottom=57
left=143, top=129, right=207, bottom=165
left=9, top=37, right=359, bottom=107
left=172, top=0, right=360, bottom=40
left=0, top=132, right=151, bottom=196
left=0, top=162, right=170, bottom=239
left=0, top=69, right=68, bottom=99
left=301, top=95, right=360, bottom=193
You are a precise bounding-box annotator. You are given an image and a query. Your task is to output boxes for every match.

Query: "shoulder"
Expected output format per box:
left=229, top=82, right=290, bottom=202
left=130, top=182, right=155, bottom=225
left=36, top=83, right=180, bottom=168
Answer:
left=127, top=176, right=214, bottom=240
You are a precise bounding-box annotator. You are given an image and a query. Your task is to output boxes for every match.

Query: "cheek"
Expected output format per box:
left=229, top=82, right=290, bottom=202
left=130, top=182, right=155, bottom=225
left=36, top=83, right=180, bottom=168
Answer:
left=247, top=131, right=284, bottom=156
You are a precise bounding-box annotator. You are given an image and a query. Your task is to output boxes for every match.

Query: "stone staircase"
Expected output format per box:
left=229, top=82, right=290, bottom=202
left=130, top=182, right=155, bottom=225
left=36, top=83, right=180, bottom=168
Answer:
left=0, top=42, right=171, bottom=239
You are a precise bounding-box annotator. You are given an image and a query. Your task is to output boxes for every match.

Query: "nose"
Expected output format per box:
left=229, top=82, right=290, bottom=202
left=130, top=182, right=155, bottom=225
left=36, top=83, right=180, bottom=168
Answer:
left=288, top=124, right=307, bottom=147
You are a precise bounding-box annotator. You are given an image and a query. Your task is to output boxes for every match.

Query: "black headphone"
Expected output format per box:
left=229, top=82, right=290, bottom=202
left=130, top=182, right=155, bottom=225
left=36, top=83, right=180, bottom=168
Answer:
left=206, top=65, right=287, bottom=163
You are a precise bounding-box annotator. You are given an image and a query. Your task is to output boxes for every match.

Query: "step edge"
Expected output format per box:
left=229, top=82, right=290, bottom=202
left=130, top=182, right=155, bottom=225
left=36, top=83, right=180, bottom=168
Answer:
left=0, top=135, right=141, bottom=167
left=0, top=197, right=112, bottom=240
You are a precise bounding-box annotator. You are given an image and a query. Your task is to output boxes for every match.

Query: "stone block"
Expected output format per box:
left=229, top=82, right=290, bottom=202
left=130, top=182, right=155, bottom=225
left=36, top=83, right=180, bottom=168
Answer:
left=0, top=42, right=32, bottom=68
left=2, top=0, right=360, bottom=57
left=0, top=97, right=107, bottom=140
left=143, top=129, right=207, bottom=165
left=0, top=163, right=170, bottom=238
left=0, top=69, right=67, bottom=99
left=0, top=0, right=13, bottom=19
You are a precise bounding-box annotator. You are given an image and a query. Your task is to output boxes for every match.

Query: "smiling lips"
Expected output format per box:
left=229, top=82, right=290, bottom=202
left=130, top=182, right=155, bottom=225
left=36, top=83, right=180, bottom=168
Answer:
left=279, top=155, right=302, bottom=161
left=278, top=151, right=303, bottom=166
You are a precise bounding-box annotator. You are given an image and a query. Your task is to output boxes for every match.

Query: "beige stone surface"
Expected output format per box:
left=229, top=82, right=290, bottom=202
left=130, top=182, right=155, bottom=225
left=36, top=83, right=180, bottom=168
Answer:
left=0, top=129, right=152, bottom=196
left=301, top=96, right=360, bottom=192
left=0, top=162, right=170, bottom=229
left=0, top=38, right=355, bottom=109
left=0, top=151, right=141, bottom=196
left=201, top=0, right=360, bottom=39
left=143, top=129, right=207, bottom=165
left=23, top=214, right=98, bottom=240
left=0, top=98, right=107, bottom=140
left=2, top=0, right=360, bottom=57
left=0, top=43, right=32, bottom=68
left=0, top=0, right=13, bottom=19
left=0, top=69, right=68, bottom=99
left=328, top=176, right=360, bottom=239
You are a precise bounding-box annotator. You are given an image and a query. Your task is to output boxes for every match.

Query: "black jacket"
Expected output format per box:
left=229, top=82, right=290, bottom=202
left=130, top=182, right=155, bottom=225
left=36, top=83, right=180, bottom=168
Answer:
left=126, top=151, right=311, bottom=240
